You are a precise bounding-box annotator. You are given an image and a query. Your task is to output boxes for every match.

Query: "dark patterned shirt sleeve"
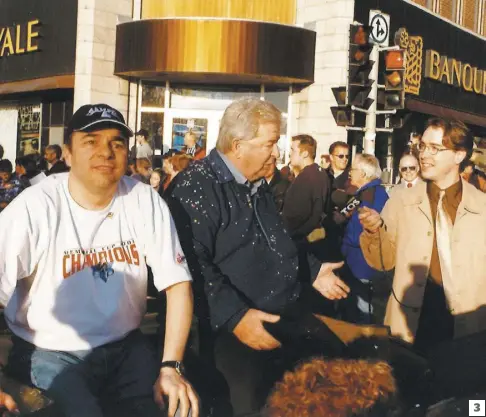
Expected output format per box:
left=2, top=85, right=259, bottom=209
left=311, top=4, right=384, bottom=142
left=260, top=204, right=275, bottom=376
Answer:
left=166, top=173, right=249, bottom=332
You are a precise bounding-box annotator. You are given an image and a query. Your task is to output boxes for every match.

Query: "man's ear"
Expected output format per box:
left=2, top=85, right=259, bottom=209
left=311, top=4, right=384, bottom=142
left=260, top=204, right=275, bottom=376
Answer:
left=231, top=138, right=243, bottom=158
left=63, top=144, right=72, bottom=168
left=455, top=150, right=467, bottom=166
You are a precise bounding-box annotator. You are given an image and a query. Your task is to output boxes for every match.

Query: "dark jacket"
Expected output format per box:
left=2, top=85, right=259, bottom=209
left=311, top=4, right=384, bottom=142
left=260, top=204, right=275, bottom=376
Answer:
left=166, top=150, right=321, bottom=332
left=282, top=163, right=332, bottom=239
left=328, top=166, right=355, bottom=193
left=268, top=168, right=291, bottom=213
left=341, top=178, right=389, bottom=281
left=46, top=160, right=69, bottom=176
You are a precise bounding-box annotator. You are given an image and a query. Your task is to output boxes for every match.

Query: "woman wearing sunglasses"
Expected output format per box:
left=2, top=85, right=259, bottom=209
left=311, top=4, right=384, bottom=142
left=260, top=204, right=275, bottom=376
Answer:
left=396, top=153, right=423, bottom=189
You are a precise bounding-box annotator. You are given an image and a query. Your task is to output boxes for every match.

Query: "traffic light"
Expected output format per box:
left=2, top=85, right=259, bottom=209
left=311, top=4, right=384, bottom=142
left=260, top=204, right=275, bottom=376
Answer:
left=331, top=86, right=353, bottom=127
left=348, top=24, right=374, bottom=110
left=383, top=49, right=406, bottom=110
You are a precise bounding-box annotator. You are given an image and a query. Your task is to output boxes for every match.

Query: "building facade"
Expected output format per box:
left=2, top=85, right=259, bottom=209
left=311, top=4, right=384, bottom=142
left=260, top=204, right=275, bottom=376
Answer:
left=0, top=0, right=485, bottom=173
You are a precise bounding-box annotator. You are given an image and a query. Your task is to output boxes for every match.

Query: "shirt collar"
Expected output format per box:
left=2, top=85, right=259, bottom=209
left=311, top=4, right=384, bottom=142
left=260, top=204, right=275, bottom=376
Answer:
left=217, top=150, right=248, bottom=185
left=427, top=179, right=462, bottom=203
left=214, top=150, right=263, bottom=194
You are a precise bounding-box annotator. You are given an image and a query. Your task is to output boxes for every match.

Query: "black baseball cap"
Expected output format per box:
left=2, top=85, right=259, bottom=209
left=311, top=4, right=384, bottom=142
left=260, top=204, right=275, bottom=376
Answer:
left=67, top=104, right=133, bottom=138
left=135, top=128, right=149, bottom=138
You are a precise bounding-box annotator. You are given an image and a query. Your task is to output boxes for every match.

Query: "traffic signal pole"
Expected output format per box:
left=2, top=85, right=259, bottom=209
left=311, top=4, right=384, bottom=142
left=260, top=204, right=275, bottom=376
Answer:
left=363, top=44, right=380, bottom=154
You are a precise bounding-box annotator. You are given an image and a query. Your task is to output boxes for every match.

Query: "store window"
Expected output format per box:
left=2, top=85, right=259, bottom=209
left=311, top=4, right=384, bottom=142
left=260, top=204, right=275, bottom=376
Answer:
left=413, top=0, right=428, bottom=7
left=438, top=0, right=457, bottom=20
left=17, top=104, right=42, bottom=157
left=140, top=82, right=292, bottom=162
left=462, top=0, right=480, bottom=31
left=482, top=0, right=486, bottom=34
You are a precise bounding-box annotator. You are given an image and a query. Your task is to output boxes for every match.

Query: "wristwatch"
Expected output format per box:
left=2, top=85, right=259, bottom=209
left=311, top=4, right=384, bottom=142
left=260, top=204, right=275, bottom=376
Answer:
left=160, top=361, right=185, bottom=376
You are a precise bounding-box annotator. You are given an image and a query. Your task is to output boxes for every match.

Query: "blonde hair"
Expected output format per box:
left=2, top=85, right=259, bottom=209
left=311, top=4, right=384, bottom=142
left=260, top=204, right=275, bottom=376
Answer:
left=353, top=153, right=382, bottom=179
left=216, top=97, right=281, bottom=153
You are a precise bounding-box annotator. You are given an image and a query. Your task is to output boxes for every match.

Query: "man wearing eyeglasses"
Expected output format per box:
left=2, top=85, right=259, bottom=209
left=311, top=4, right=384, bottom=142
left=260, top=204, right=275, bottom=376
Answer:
left=358, top=118, right=486, bottom=355
left=396, top=153, right=423, bottom=189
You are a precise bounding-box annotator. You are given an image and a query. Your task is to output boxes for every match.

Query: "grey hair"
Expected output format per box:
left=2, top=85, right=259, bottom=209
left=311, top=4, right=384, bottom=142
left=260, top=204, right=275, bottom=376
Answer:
left=216, top=97, right=281, bottom=153
left=353, top=153, right=382, bottom=179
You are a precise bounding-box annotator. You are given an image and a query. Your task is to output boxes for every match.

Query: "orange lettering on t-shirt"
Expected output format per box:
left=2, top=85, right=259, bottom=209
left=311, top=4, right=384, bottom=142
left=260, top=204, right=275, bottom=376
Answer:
left=113, top=247, right=125, bottom=262
left=107, top=249, right=114, bottom=263
left=123, top=246, right=133, bottom=264
left=130, top=244, right=140, bottom=266
left=63, top=255, right=70, bottom=278
left=71, top=254, right=82, bottom=274
left=83, top=253, right=99, bottom=269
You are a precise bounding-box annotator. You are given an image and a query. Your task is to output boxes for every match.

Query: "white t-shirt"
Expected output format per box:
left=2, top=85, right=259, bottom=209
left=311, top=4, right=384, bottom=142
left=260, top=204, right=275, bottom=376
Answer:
left=0, top=173, right=192, bottom=351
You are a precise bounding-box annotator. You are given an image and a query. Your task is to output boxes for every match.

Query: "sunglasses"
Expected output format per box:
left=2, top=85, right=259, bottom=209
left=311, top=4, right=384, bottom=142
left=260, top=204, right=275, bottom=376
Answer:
left=333, top=154, right=349, bottom=159
left=400, top=166, right=418, bottom=173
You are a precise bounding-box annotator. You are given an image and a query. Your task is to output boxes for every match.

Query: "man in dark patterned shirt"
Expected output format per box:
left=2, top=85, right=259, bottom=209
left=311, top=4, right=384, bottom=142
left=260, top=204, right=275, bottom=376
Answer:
left=0, top=159, right=25, bottom=211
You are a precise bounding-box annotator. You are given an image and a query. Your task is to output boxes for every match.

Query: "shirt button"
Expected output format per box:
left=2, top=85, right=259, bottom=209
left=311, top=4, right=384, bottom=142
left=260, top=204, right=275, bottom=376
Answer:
left=427, top=231, right=432, bottom=236
left=423, top=256, right=428, bottom=261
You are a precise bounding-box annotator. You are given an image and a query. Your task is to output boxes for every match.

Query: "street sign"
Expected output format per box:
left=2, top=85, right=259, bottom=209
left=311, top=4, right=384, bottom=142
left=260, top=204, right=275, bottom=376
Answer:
left=369, top=10, right=390, bottom=46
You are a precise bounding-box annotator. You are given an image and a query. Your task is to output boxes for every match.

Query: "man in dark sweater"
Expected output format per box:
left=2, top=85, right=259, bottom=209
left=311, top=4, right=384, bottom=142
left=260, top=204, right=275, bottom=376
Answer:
left=328, top=141, right=353, bottom=192
left=283, top=135, right=332, bottom=249
left=167, top=98, right=349, bottom=416
left=44, top=145, right=69, bottom=175
left=263, top=158, right=291, bottom=214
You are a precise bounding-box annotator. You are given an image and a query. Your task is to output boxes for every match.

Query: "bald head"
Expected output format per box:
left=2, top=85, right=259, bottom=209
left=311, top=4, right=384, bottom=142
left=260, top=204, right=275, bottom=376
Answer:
left=399, top=154, right=420, bottom=183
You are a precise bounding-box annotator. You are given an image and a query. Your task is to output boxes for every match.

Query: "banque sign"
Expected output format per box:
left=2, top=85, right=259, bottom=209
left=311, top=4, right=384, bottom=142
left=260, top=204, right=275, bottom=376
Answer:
left=0, top=19, right=40, bottom=58
left=425, top=49, right=486, bottom=96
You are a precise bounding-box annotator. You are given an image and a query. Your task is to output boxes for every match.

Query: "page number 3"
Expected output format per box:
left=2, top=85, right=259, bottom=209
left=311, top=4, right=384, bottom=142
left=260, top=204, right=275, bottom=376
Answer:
left=470, top=400, right=486, bottom=416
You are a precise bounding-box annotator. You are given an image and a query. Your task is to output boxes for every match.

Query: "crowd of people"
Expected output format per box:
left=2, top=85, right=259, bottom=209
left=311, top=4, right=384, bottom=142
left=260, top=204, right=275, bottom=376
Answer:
left=0, top=97, right=485, bottom=417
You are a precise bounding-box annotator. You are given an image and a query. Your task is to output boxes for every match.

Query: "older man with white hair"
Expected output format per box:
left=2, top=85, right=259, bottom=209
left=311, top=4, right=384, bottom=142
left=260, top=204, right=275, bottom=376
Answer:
left=340, top=154, right=389, bottom=324
left=167, top=97, right=350, bottom=416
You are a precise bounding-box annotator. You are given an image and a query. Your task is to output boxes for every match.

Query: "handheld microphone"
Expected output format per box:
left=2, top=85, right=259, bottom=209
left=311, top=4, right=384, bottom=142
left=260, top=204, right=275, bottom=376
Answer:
left=331, top=190, right=362, bottom=217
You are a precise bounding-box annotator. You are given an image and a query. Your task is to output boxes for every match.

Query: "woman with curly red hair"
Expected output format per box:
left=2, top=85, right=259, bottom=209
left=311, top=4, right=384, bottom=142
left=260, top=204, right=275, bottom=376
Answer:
left=264, top=357, right=402, bottom=417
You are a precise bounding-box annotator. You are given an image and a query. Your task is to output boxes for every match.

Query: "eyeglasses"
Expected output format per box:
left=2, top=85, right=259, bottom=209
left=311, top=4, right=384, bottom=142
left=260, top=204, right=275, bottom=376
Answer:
left=333, top=154, right=349, bottom=159
left=400, top=166, right=418, bottom=173
left=417, top=142, right=450, bottom=155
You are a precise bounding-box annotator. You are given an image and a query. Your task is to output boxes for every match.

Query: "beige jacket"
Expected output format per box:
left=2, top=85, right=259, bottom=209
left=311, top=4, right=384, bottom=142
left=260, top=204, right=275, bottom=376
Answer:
left=360, top=179, right=486, bottom=343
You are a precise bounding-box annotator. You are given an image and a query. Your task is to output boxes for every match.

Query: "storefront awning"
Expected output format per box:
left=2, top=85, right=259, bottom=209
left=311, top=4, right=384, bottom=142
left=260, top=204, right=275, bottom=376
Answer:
left=114, top=18, right=316, bottom=88
left=0, top=75, right=74, bottom=96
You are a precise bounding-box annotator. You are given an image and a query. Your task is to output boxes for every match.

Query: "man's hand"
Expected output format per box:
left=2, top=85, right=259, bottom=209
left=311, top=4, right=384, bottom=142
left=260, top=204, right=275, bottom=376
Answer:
left=233, top=309, right=281, bottom=350
left=358, top=207, right=384, bottom=234
left=154, top=368, right=199, bottom=417
left=313, top=261, right=350, bottom=300
left=0, top=389, right=18, bottom=414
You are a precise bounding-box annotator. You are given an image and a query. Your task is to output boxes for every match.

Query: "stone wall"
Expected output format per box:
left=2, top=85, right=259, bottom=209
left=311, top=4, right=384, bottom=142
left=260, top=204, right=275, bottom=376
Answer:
left=293, top=0, right=354, bottom=157
left=74, top=0, right=133, bottom=120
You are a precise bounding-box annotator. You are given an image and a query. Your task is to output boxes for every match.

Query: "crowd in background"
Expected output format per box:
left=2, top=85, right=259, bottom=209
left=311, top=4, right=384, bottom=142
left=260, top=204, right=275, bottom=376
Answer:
left=1, top=100, right=486, bottom=417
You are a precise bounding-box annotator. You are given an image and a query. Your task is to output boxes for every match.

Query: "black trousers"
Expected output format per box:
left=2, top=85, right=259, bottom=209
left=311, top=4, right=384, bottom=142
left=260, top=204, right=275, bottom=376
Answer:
left=206, top=292, right=347, bottom=417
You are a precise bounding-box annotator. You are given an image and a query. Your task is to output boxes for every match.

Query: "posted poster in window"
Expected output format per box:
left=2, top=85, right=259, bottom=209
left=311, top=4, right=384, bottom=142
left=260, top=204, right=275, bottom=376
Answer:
left=171, top=118, right=208, bottom=156
left=17, top=105, right=42, bottom=157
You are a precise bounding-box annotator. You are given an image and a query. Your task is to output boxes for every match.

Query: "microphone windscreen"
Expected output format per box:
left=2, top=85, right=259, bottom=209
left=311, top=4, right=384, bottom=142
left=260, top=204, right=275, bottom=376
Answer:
left=331, top=189, right=352, bottom=209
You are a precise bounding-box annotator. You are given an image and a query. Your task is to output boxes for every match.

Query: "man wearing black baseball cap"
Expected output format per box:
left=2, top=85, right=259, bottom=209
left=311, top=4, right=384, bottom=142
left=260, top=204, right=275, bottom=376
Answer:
left=0, top=103, right=198, bottom=417
left=134, top=128, right=154, bottom=161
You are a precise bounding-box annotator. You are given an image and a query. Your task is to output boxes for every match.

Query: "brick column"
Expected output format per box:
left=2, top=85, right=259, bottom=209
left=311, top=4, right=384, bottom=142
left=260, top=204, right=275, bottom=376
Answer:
left=293, top=0, right=354, bottom=157
left=74, top=0, right=133, bottom=120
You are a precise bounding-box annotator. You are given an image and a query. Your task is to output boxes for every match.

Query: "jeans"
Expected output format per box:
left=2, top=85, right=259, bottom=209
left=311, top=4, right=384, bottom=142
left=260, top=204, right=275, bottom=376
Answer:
left=6, top=330, right=163, bottom=417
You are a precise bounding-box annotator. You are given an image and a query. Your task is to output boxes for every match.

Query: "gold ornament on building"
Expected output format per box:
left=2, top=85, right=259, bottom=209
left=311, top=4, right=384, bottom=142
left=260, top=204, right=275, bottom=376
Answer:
left=395, top=28, right=423, bottom=96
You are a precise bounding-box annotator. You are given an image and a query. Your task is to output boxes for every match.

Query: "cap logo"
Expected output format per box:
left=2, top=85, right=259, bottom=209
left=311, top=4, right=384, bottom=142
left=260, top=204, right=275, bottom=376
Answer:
left=86, top=106, right=120, bottom=120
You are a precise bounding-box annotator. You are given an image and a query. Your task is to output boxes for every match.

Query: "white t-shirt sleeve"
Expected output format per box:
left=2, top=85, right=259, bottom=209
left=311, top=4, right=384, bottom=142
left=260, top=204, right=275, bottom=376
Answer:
left=0, top=194, right=42, bottom=305
left=141, top=188, right=192, bottom=291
